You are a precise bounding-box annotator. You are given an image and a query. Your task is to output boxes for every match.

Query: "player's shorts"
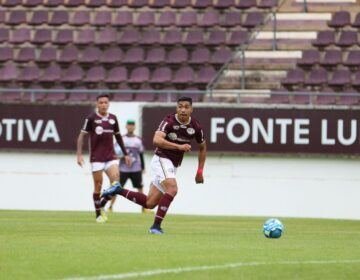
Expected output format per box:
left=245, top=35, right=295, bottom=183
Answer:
left=120, top=171, right=143, bottom=189
left=151, top=155, right=177, bottom=194
left=91, top=160, right=119, bottom=172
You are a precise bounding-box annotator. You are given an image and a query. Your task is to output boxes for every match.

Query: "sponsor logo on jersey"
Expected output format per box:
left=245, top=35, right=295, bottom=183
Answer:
left=109, top=119, right=115, bottom=125
left=180, top=125, right=187, bottom=128
left=168, top=132, right=177, bottom=140
left=173, top=125, right=180, bottom=130
left=94, top=119, right=102, bottom=124
left=95, top=126, right=104, bottom=135
left=187, top=128, right=195, bottom=135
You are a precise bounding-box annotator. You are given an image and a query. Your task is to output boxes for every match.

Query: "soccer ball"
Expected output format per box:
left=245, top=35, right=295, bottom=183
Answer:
left=263, top=218, right=284, bottom=239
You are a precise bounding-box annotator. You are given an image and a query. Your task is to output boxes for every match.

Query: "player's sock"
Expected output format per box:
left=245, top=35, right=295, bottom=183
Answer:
left=93, top=192, right=101, bottom=217
left=120, top=189, right=147, bottom=208
left=152, top=193, right=174, bottom=228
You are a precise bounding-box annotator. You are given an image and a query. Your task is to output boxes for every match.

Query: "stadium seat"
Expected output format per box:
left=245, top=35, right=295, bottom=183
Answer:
left=162, top=29, right=182, bottom=45
left=119, top=29, right=141, bottom=45
left=0, top=11, right=5, bottom=24
left=0, top=63, right=18, bottom=84
left=37, top=47, right=57, bottom=65
left=75, top=29, right=96, bottom=46
left=68, top=90, right=89, bottom=102
left=199, top=11, right=220, bottom=27
left=157, top=87, right=178, bottom=102
left=79, top=46, right=101, bottom=65
left=105, top=66, right=127, bottom=85
left=184, top=30, right=204, bottom=46
left=144, top=47, right=166, bottom=65
left=45, top=86, right=67, bottom=102
left=100, top=47, right=123, bottom=65
left=111, top=85, right=133, bottom=101
left=337, top=89, right=359, bottom=105
left=236, top=0, right=256, bottom=9
left=140, top=29, right=161, bottom=45
left=351, top=12, right=360, bottom=28
left=49, top=11, right=69, bottom=26
left=306, top=68, right=328, bottom=88
left=54, top=29, right=73, bottom=45
left=328, top=11, right=351, bottom=29
left=344, top=50, right=360, bottom=71
left=59, top=46, right=78, bottom=65
left=351, top=71, right=360, bottom=90
left=171, top=0, right=192, bottom=8
left=320, top=50, right=343, bottom=69
left=96, top=28, right=118, bottom=45
left=242, top=12, right=263, bottom=29
left=173, top=66, right=195, bottom=85
left=214, top=0, right=235, bottom=9
left=156, top=11, right=176, bottom=27
left=178, top=12, right=197, bottom=28
left=281, top=68, right=305, bottom=90
left=315, top=87, right=337, bottom=105
left=23, top=0, right=43, bottom=7
left=297, top=50, right=320, bottom=68
left=150, top=67, right=172, bottom=85
left=40, top=65, right=62, bottom=84
left=328, top=69, right=351, bottom=89
left=19, top=65, right=40, bottom=84
left=15, top=47, right=36, bottom=63
left=0, top=89, right=22, bottom=102
left=193, top=0, right=212, bottom=9
left=70, top=11, right=90, bottom=26
left=30, top=11, right=48, bottom=26
left=222, top=12, right=242, bottom=27
left=93, top=11, right=112, bottom=26
left=108, top=0, right=128, bottom=7
left=336, top=31, right=358, bottom=48
left=134, top=86, right=157, bottom=101
left=136, top=11, right=155, bottom=27
left=206, top=30, right=226, bottom=46
left=114, top=11, right=133, bottom=26
left=65, top=0, right=85, bottom=7
left=10, top=29, right=31, bottom=44
left=258, top=0, right=278, bottom=9
left=150, top=0, right=171, bottom=8
left=0, top=47, right=14, bottom=63
left=122, top=47, right=145, bottom=64
left=2, top=0, right=22, bottom=7
left=228, top=31, right=248, bottom=47
left=312, top=31, right=335, bottom=48
left=32, top=29, right=52, bottom=45
left=196, top=66, right=216, bottom=86
left=44, top=0, right=63, bottom=7
left=84, top=66, right=106, bottom=84
left=211, top=48, right=232, bottom=67
left=0, top=29, right=9, bottom=43
left=86, top=0, right=106, bottom=7
left=167, top=47, right=188, bottom=64
left=129, top=67, right=150, bottom=84
left=189, top=47, right=211, bottom=65
left=62, top=65, right=84, bottom=84
left=183, top=87, right=204, bottom=102
left=129, top=0, right=148, bottom=8
left=8, top=10, right=26, bottom=26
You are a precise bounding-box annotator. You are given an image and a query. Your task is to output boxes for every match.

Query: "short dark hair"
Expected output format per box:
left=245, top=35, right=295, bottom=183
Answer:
left=96, top=93, right=110, bottom=101
left=177, top=96, right=192, bottom=105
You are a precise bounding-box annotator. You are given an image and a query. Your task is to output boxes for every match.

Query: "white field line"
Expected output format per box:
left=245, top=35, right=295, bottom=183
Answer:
left=63, top=259, right=360, bottom=280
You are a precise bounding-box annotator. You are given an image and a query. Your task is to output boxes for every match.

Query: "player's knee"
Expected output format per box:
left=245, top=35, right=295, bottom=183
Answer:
left=167, top=185, right=178, bottom=197
left=146, top=202, right=157, bottom=209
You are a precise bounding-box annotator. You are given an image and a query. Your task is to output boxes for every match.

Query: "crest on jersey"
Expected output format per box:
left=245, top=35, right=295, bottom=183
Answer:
left=187, top=128, right=195, bottom=135
left=168, top=132, right=178, bottom=140
left=173, top=125, right=180, bottom=130
left=109, top=119, right=115, bottom=125
left=95, top=126, right=104, bottom=135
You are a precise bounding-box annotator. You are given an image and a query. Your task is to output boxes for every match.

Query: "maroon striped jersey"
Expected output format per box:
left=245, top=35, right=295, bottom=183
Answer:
left=155, top=113, right=205, bottom=167
left=81, top=112, right=120, bottom=162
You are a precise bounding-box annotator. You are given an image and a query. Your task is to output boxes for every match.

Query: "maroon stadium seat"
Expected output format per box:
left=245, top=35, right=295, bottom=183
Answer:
left=122, top=47, right=145, bottom=64
left=140, top=29, right=161, bottom=45
left=281, top=68, right=305, bottom=90
left=162, top=29, right=182, bottom=45
left=40, top=65, right=62, bottom=84
left=79, top=46, right=101, bottom=65
left=222, top=12, right=242, bottom=27
left=107, top=0, right=128, bottom=7
left=167, top=47, right=188, bottom=64
left=171, top=0, right=191, bottom=8
left=84, top=66, right=106, bottom=84
left=0, top=47, right=14, bottom=63
left=344, top=50, right=360, bottom=70
left=119, top=29, right=141, bottom=45
left=105, top=66, right=128, bottom=85
left=50, top=11, right=69, bottom=26
left=150, top=67, right=172, bottom=85
left=193, top=0, right=212, bottom=9
left=114, top=11, right=133, bottom=26
left=199, top=11, right=220, bottom=27
left=75, top=29, right=96, bottom=46
left=96, top=28, right=118, bottom=45
left=312, top=30, right=335, bottom=48
left=10, top=29, right=31, bottom=44
left=189, top=47, right=211, bottom=65
left=15, top=47, right=36, bottom=63
left=328, top=11, right=350, bottom=29
left=32, top=29, right=52, bottom=45
left=178, top=12, right=197, bottom=28
left=59, top=46, right=78, bottom=65
left=320, top=50, right=343, bottom=69
left=156, top=11, right=176, bottom=27
left=8, top=10, right=26, bottom=26
left=150, top=0, right=170, bottom=8
left=30, top=11, right=48, bottom=26
left=93, top=11, right=112, bottom=26
left=184, top=30, right=204, bottom=46
left=135, top=11, right=155, bottom=27
left=214, top=0, right=235, bottom=9
left=54, top=29, right=73, bottom=45
left=173, top=66, right=194, bottom=85
left=144, top=47, right=166, bottom=65
left=297, top=50, right=320, bottom=68
left=129, top=67, right=150, bottom=84
left=37, top=47, right=57, bottom=65
left=71, top=11, right=90, bottom=26
left=62, top=65, right=84, bottom=84
left=100, top=47, right=123, bottom=65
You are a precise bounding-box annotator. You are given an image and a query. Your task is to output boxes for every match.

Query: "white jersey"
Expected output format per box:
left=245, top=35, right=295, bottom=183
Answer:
left=115, top=134, right=144, bottom=172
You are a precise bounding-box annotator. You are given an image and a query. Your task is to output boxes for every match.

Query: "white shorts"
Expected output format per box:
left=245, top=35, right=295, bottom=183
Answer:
left=91, top=160, right=119, bottom=172
left=151, top=155, right=177, bottom=193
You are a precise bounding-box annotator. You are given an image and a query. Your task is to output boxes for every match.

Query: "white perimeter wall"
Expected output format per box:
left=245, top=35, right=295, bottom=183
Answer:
left=1, top=151, right=360, bottom=220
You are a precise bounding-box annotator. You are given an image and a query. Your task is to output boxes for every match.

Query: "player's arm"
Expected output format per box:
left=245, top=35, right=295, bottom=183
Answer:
left=114, top=133, right=132, bottom=166
left=76, top=131, right=87, bottom=167
left=153, top=131, right=191, bottom=152
left=195, top=141, right=207, bottom=184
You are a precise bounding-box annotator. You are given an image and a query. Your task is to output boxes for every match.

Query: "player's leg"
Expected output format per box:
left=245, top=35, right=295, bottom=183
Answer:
left=131, top=171, right=151, bottom=213
left=149, top=178, right=177, bottom=234
left=91, top=168, right=105, bottom=222
left=108, top=172, right=128, bottom=212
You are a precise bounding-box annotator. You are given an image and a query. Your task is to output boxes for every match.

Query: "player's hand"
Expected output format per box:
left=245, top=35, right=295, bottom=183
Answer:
left=124, top=155, right=132, bottom=166
left=77, top=154, right=84, bottom=167
left=179, top=144, right=191, bottom=152
left=195, top=172, right=204, bottom=184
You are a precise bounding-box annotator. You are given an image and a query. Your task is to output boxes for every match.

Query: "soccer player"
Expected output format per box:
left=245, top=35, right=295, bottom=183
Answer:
left=100, top=96, right=207, bottom=234
left=108, top=119, right=150, bottom=213
left=76, top=94, right=131, bottom=223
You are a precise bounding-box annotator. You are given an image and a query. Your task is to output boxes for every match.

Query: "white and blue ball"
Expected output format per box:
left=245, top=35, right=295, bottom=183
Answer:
left=263, top=218, right=284, bottom=239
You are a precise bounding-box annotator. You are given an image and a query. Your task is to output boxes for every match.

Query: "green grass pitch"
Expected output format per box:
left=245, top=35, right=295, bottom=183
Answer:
left=1, top=210, right=360, bottom=280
